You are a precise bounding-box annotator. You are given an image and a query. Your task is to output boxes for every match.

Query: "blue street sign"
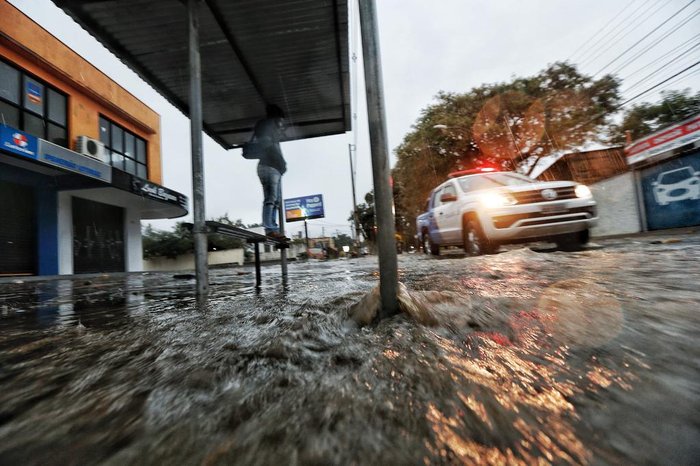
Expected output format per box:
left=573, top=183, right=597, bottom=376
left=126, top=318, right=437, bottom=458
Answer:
left=284, top=194, right=325, bottom=222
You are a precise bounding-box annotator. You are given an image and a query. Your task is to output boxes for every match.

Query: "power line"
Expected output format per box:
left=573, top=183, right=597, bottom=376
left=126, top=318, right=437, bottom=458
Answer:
left=622, top=41, right=700, bottom=95
left=560, top=61, right=700, bottom=138
left=576, top=0, right=655, bottom=66
left=593, top=0, right=696, bottom=76
left=617, top=32, right=700, bottom=79
left=579, top=0, right=661, bottom=67
left=620, top=60, right=700, bottom=108
left=568, top=0, right=637, bottom=62
left=655, top=67, right=700, bottom=94
left=626, top=54, right=700, bottom=96
left=610, top=12, right=700, bottom=76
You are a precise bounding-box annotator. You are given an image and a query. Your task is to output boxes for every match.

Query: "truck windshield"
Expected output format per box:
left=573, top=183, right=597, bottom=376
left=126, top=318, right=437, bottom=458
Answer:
left=458, top=172, right=534, bottom=191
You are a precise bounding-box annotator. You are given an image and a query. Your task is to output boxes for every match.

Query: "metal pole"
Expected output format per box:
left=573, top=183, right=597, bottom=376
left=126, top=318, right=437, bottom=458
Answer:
left=348, top=144, right=361, bottom=244
left=254, top=242, right=261, bottom=287
left=277, top=180, right=288, bottom=277
left=358, top=0, right=399, bottom=317
left=188, top=0, right=208, bottom=296
left=304, top=219, right=310, bottom=250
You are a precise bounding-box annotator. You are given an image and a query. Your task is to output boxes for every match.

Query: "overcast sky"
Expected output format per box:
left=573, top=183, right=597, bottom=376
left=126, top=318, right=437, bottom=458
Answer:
left=8, top=0, right=699, bottom=238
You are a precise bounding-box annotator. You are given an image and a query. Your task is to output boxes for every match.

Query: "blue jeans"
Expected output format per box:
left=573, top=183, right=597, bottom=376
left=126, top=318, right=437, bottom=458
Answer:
left=257, top=163, right=282, bottom=233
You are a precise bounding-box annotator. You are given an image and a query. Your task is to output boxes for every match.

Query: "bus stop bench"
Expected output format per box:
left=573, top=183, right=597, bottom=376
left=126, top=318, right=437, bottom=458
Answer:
left=183, top=221, right=288, bottom=286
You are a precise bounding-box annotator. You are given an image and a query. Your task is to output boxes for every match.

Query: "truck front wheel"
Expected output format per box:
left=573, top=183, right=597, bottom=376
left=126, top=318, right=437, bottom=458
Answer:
left=463, top=217, right=497, bottom=256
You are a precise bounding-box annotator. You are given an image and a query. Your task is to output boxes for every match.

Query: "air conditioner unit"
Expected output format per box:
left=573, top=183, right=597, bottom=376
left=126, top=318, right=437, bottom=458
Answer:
left=76, top=136, right=106, bottom=162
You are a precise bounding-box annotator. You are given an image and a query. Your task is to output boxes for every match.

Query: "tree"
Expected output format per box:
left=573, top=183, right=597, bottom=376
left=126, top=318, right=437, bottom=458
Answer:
left=611, top=89, right=700, bottom=143
left=333, top=233, right=353, bottom=249
left=393, top=62, right=621, bottom=235
left=350, top=191, right=376, bottom=243
left=142, top=223, right=193, bottom=259
left=142, top=214, right=247, bottom=259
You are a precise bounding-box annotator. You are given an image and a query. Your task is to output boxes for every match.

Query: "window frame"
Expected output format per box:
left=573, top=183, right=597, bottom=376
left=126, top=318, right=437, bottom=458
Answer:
left=0, top=57, right=68, bottom=147
left=99, top=115, right=148, bottom=178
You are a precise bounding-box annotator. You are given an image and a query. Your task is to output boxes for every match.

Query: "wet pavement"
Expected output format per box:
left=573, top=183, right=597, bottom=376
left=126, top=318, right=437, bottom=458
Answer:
left=1, top=232, right=699, bottom=465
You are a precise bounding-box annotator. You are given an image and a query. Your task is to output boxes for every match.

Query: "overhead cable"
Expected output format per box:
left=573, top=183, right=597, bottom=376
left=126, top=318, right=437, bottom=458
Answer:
left=578, top=0, right=660, bottom=67
left=622, top=41, right=700, bottom=94
left=567, top=0, right=636, bottom=62
left=617, top=32, right=700, bottom=79
left=593, top=0, right=695, bottom=76
left=619, top=60, right=700, bottom=108
left=610, top=12, right=700, bottom=76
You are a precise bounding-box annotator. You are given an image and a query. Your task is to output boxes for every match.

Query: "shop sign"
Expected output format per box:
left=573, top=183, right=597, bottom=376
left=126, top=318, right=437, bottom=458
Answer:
left=284, top=194, right=325, bottom=222
left=38, top=139, right=112, bottom=183
left=26, top=81, right=42, bottom=105
left=131, top=177, right=188, bottom=209
left=0, top=127, right=38, bottom=159
left=626, top=114, right=700, bottom=166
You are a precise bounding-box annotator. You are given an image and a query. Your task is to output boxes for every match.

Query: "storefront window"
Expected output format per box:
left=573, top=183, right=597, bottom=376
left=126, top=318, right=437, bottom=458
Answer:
left=0, top=59, right=68, bottom=148
left=100, top=115, right=148, bottom=178
left=0, top=61, right=20, bottom=104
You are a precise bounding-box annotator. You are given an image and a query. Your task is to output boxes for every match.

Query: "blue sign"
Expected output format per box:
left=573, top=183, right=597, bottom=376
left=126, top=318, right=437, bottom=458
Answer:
left=38, top=140, right=112, bottom=183
left=640, top=151, right=700, bottom=230
left=26, top=81, right=42, bottom=105
left=0, top=126, right=38, bottom=160
left=284, top=194, right=325, bottom=222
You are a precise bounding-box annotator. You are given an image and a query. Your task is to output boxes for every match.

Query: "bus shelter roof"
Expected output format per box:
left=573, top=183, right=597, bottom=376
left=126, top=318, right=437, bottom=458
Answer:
left=52, top=0, right=351, bottom=148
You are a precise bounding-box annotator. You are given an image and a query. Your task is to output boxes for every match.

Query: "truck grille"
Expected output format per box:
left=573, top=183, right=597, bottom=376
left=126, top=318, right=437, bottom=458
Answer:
left=492, top=206, right=596, bottom=229
left=510, top=187, right=577, bottom=204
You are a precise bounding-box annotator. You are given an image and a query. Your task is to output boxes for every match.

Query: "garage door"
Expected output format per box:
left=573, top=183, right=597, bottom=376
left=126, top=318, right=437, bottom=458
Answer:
left=0, top=181, right=35, bottom=275
left=73, top=197, right=125, bottom=274
left=640, top=151, right=700, bottom=230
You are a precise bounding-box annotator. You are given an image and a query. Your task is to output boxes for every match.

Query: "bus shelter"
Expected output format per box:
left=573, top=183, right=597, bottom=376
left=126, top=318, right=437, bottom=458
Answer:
left=53, top=0, right=398, bottom=317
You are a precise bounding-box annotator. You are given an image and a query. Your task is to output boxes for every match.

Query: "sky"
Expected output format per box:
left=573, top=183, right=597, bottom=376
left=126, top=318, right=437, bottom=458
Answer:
left=8, top=0, right=700, bottom=238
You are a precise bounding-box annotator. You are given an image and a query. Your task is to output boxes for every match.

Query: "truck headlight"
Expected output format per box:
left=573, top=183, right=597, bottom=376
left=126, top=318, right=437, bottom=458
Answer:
left=575, top=184, right=592, bottom=199
left=480, top=192, right=516, bottom=208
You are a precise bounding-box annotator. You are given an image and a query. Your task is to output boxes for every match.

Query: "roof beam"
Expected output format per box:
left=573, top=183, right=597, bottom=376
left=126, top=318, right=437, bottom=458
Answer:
left=204, top=0, right=267, bottom=104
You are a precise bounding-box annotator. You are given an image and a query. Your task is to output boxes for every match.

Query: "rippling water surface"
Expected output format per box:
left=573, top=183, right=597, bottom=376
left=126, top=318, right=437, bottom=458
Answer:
left=1, top=235, right=699, bottom=465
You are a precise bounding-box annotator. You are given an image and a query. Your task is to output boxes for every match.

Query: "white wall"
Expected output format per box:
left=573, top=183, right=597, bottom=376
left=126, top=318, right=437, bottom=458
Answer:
left=143, top=249, right=245, bottom=271
left=590, top=172, right=643, bottom=237
left=124, top=208, right=143, bottom=272
left=57, top=192, right=73, bottom=275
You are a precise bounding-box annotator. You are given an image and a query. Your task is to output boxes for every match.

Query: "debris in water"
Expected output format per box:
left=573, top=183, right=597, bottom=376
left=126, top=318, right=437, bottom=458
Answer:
left=348, top=283, right=487, bottom=330
left=173, top=274, right=196, bottom=280
left=651, top=238, right=682, bottom=245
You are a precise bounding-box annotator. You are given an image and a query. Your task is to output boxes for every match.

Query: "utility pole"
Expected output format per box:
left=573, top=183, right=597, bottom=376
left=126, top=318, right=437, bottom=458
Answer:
left=348, top=143, right=361, bottom=244
left=187, top=0, right=208, bottom=297
left=359, top=0, right=399, bottom=317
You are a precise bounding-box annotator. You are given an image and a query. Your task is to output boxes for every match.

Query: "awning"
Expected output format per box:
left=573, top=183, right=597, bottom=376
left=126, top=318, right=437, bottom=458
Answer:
left=52, top=0, right=351, bottom=148
left=1, top=127, right=188, bottom=219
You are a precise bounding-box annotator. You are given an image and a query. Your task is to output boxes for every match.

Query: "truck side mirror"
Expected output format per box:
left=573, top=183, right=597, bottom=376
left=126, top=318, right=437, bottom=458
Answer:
left=440, top=193, right=457, bottom=202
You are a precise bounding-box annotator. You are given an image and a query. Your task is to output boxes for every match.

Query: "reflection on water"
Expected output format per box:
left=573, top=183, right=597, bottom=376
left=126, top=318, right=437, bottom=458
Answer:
left=0, top=236, right=699, bottom=465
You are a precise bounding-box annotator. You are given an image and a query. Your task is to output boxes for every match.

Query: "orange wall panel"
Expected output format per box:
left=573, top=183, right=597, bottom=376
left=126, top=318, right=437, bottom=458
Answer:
left=0, top=1, right=163, bottom=184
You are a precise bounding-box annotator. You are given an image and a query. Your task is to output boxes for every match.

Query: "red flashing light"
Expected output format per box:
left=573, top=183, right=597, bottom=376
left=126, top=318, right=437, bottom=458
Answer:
left=447, top=167, right=499, bottom=178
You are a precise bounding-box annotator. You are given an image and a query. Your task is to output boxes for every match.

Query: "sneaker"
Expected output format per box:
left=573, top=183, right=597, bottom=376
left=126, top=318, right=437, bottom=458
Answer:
left=266, top=231, right=288, bottom=241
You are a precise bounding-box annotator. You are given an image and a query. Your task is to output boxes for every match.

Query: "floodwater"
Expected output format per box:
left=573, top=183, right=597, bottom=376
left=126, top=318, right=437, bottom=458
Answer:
left=1, top=234, right=699, bottom=465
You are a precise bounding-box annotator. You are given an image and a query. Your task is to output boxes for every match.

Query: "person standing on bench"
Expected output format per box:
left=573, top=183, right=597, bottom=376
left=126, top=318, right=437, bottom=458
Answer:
left=254, top=104, right=287, bottom=239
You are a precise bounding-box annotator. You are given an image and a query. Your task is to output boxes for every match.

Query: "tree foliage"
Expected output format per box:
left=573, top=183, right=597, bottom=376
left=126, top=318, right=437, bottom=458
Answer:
left=611, top=89, right=700, bottom=143
left=142, top=214, right=248, bottom=259
left=353, top=191, right=376, bottom=243
left=392, top=62, right=621, bottom=236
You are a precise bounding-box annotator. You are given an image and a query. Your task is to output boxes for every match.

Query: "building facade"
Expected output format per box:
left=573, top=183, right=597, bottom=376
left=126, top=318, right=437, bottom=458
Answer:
left=533, top=116, right=700, bottom=236
left=0, top=2, right=187, bottom=276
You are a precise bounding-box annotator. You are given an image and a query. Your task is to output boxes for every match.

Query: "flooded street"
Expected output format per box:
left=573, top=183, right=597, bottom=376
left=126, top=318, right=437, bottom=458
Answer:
left=1, top=233, right=699, bottom=465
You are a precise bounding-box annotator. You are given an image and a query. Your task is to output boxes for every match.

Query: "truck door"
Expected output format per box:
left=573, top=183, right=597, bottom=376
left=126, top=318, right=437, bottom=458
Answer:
left=437, top=183, right=461, bottom=242
left=431, top=183, right=460, bottom=244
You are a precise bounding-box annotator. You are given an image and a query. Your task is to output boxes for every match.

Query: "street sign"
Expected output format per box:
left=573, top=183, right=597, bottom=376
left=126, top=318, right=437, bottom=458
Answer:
left=284, top=194, right=325, bottom=222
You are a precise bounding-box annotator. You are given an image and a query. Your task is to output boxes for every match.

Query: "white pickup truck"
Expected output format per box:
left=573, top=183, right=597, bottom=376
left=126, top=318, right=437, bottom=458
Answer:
left=416, top=169, right=598, bottom=255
